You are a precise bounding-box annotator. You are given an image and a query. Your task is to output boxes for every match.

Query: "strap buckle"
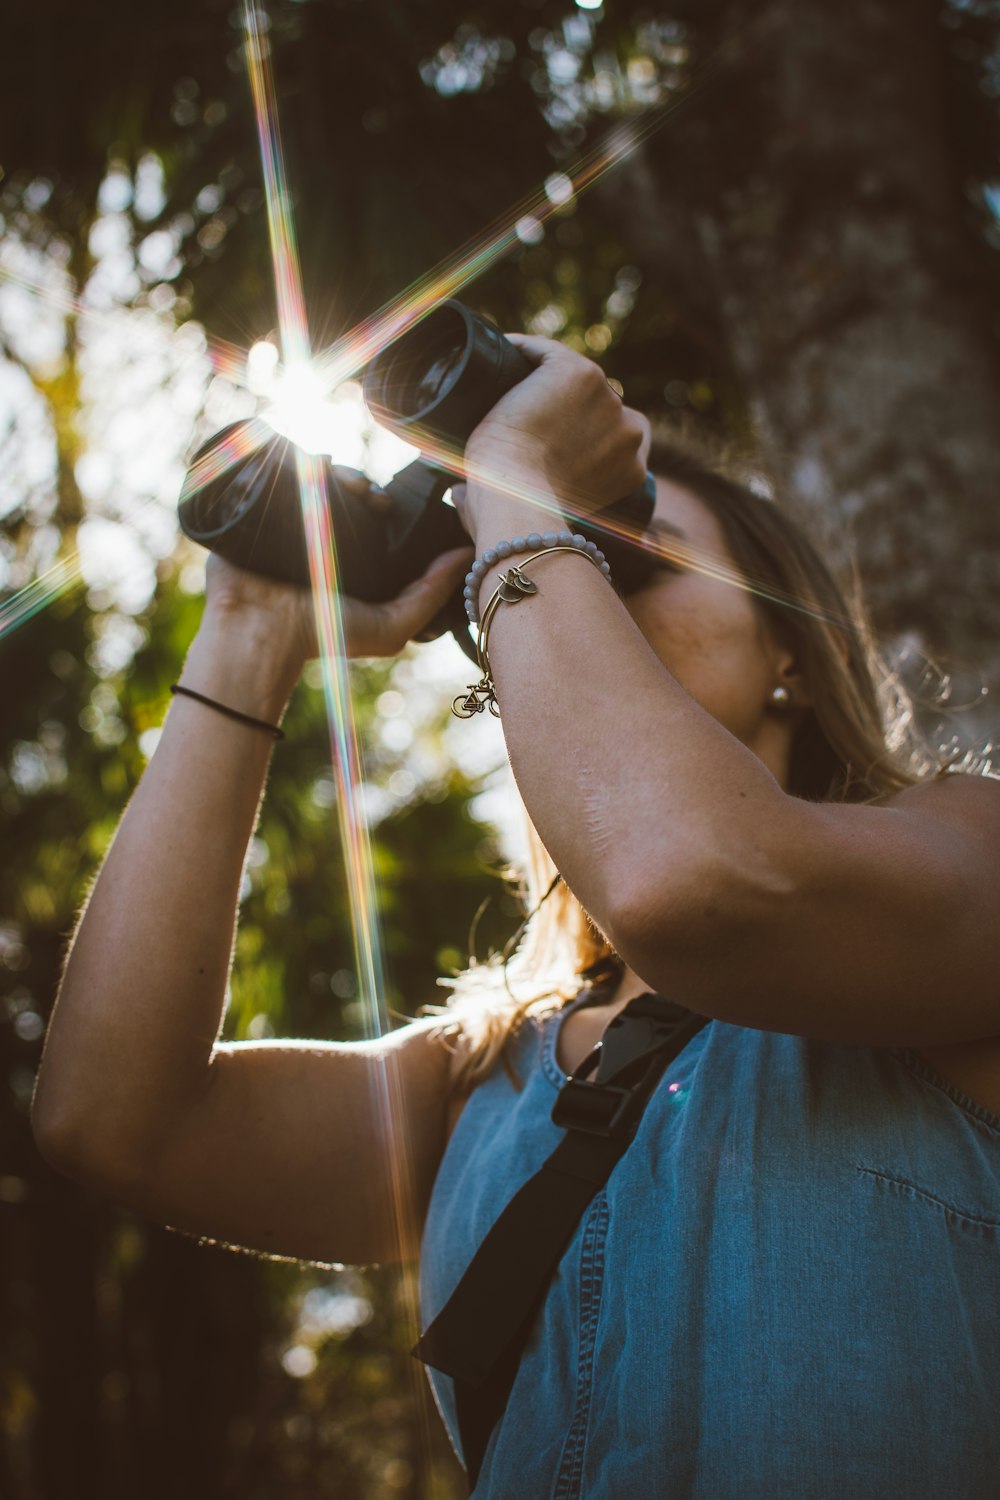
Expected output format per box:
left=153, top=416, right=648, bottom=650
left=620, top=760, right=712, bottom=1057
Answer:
left=550, top=994, right=693, bottom=1139
left=551, top=1075, right=638, bottom=1137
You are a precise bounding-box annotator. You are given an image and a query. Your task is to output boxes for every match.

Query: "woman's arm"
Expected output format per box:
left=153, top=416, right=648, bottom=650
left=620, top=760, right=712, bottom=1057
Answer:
left=32, top=535, right=472, bottom=1265
left=459, top=341, right=1000, bottom=1048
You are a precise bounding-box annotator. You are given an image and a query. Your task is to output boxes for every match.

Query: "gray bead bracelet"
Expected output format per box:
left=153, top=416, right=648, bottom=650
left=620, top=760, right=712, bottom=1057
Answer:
left=463, top=531, right=611, bottom=624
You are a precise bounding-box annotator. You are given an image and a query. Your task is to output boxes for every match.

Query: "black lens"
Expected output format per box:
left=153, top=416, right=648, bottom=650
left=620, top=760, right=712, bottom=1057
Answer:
left=383, top=325, right=466, bottom=419
left=365, top=305, right=473, bottom=427
left=180, top=434, right=277, bottom=540
left=411, top=339, right=466, bottom=413
left=184, top=477, right=250, bottom=535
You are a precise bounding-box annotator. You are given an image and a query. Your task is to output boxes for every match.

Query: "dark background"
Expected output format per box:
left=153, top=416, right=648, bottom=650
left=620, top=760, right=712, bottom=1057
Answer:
left=3, top=1, right=1000, bottom=1494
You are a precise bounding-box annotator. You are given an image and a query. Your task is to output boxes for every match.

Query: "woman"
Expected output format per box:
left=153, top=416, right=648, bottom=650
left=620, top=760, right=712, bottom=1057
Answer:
left=33, top=335, right=1000, bottom=1497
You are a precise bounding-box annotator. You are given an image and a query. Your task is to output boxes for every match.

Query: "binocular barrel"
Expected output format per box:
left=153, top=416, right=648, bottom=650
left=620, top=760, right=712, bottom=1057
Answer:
left=363, top=301, right=533, bottom=440
left=178, top=300, right=658, bottom=661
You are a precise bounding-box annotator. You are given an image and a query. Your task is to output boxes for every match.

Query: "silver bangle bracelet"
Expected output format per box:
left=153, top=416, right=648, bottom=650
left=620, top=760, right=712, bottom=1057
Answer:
left=452, top=545, right=614, bottom=719
left=463, top=531, right=610, bottom=624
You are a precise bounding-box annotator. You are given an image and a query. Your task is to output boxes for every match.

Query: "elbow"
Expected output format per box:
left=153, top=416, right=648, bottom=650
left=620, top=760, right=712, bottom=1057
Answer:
left=33, top=1117, right=94, bottom=1185
left=605, top=843, right=797, bottom=996
left=32, top=1093, right=99, bottom=1182
left=32, top=1087, right=146, bottom=1195
left=31, top=1075, right=77, bottom=1173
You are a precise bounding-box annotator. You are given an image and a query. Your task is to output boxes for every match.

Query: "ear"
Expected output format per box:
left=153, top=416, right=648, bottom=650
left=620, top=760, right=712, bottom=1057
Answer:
left=766, top=616, right=853, bottom=713
left=768, top=642, right=813, bottom=712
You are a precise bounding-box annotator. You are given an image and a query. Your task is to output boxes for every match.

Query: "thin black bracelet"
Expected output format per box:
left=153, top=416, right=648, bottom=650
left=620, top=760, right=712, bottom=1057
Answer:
left=169, top=683, right=285, bottom=741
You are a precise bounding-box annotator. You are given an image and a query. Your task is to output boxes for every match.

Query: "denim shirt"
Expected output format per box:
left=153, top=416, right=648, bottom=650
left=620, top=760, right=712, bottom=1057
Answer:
left=420, top=998, right=1000, bottom=1498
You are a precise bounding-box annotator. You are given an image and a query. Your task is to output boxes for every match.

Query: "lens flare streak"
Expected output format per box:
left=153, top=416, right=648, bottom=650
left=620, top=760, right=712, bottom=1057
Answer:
left=240, top=2, right=431, bottom=1377
left=177, top=42, right=734, bottom=514
left=0, top=263, right=248, bottom=393
left=206, top=334, right=256, bottom=385
left=0, top=263, right=91, bottom=319
left=310, top=121, right=650, bottom=393
left=407, top=427, right=852, bottom=629
left=241, top=0, right=388, bottom=1029
left=178, top=415, right=274, bottom=502
left=180, top=109, right=656, bottom=499
left=308, top=45, right=732, bottom=394
left=0, top=555, right=83, bottom=640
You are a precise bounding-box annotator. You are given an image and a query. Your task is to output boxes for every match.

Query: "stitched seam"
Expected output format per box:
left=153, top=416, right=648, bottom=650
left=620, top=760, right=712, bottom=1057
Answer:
left=541, top=1016, right=568, bottom=1089
left=553, top=1198, right=606, bottom=1499
left=553, top=1194, right=609, bottom=1500
left=856, top=1165, right=1000, bottom=1229
left=889, top=1050, right=1000, bottom=1136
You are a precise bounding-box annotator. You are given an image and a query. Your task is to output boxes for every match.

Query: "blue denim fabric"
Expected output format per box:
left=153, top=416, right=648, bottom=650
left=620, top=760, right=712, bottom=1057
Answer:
left=419, top=999, right=1000, bottom=1498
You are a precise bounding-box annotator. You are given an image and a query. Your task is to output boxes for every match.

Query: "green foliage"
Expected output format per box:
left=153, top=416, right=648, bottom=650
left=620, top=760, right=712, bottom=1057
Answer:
left=5, top=0, right=1000, bottom=1491
left=3, top=0, right=741, bottom=424
left=0, top=559, right=500, bottom=1495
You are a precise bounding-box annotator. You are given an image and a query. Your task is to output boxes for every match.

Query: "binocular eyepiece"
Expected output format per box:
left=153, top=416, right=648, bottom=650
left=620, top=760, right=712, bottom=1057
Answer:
left=178, top=300, right=658, bottom=664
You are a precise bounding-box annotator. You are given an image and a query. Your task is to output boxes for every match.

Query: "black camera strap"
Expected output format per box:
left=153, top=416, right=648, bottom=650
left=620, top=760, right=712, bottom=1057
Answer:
left=414, top=992, right=709, bottom=1489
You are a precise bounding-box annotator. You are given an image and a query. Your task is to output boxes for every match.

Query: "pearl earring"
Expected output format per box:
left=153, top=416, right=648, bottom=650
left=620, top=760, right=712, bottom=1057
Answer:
left=770, top=685, right=791, bottom=707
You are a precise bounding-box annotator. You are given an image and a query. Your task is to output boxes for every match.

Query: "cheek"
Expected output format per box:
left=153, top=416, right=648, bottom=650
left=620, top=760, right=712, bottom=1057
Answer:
left=630, top=593, right=769, bottom=729
left=631, top=586, right=745, bottom=672
left=651, top=615, right=714, bottom=680
left=633, top=603, right=727, bottom=702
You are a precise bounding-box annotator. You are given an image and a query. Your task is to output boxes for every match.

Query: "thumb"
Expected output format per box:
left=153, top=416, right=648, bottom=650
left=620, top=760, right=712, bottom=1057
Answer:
left=389, top=546, right=475, bottom=639
left=503, top=332, right=571, bottom=367
left=418, top=545, right=477, bottom=588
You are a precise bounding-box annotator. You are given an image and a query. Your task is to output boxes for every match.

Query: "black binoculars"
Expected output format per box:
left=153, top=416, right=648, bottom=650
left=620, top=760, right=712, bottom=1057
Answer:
left=178, top=300, right=658, bottom=664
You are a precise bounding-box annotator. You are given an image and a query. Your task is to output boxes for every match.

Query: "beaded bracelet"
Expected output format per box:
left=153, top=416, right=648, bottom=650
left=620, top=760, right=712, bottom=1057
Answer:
left=463, top=531, right=610, bottom=624
left=453, top=545, right=613, bottom=719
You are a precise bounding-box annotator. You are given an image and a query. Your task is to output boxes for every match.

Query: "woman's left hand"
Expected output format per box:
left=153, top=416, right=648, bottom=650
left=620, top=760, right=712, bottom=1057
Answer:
left=455, top=334, right=650, bottom=538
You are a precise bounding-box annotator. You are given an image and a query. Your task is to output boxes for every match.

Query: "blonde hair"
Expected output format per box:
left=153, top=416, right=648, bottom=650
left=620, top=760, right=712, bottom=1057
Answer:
left=432, top=429, right=937, bottom=1089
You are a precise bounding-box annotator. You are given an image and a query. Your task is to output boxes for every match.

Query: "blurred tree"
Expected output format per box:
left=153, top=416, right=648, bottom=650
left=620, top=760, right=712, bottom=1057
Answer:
left=0, top=552, right=505, bottom=1494
left=4, top=0, right=1000, bottom=1494
left=7, top=0, right=999, bottom=690
left=596, top=0, right=1000, bottom=704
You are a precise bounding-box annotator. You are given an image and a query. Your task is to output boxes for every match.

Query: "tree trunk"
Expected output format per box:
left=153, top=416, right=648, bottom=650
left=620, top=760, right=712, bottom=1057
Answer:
left=625, top=0, right=1000, bottom=724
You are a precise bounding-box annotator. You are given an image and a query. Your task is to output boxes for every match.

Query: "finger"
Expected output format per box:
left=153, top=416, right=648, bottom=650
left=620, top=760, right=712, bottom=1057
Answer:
left=365, top=483, right=393, bottom=514
left=330, top=465, right=369, bottom=495
left=629, top=408, right=653, bottom=469
left=331, top=465, right=393, bottom=514
left=382, top=547, right=475, bottom=647
left=449, top=481, right=468, bottom=518
left=405, top=546, right=476, bottom=595
left=502, top=332, right=577, bottom=366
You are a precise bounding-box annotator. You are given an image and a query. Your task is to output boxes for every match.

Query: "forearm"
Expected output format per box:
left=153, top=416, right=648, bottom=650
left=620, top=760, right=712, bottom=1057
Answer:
left=469, top=491, right=791, bottom=948
left=33, top=620, right=303, bottom=1180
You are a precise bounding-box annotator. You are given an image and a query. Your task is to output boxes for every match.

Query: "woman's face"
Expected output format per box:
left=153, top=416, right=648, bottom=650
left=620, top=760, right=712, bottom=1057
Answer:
left=623, top=477, right=802, bottom=784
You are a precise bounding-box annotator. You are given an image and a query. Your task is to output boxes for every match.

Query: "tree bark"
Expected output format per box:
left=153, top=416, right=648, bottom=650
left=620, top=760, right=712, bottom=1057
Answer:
left=626, top=0, right=1000, bottom=720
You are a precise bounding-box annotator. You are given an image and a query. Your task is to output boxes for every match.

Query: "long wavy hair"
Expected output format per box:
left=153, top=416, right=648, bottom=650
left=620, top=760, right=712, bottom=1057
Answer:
left=432, top=428, right=937, bottom=1089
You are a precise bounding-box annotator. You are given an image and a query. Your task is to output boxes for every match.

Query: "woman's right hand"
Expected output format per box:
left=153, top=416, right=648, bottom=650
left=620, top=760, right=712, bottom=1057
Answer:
left=463, top=335, right=649, bottom=522
left=201, top=469, right=475, bottom=668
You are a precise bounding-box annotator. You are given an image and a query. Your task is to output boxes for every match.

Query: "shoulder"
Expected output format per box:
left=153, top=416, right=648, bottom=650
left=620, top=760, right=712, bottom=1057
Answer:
left=859, top=769, right=1000, bottom=937
left=884, top=768, right=1000, bottom=839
